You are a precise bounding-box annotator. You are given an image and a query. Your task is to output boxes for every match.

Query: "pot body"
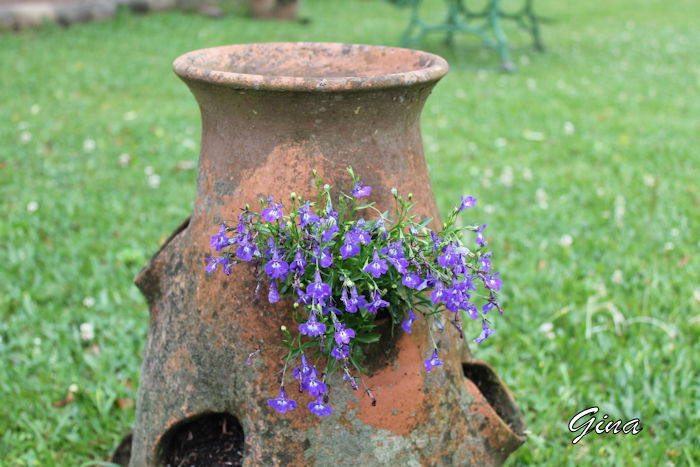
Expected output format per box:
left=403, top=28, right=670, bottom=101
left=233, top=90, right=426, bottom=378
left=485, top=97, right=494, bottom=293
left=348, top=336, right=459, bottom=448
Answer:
left=128, top=43, right=525, bottom=466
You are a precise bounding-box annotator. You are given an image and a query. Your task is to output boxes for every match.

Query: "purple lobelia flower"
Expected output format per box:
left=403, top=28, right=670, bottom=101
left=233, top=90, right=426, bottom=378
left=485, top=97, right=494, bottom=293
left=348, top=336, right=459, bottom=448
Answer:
left=483, top=272, right=503, bottom=291
left=402, top=273, right=426, bottom=290
left=268, top=280, right=279, bottom=304
left=298, top=201, right=319, bottom=229
left=290, top=249, right=307, bottom=274
left=334, top=323, right=355, bottom=345
left=340, top=241, right=360, bottom=259
left=430, top=280, right=446, bottom=305
left=381, top=239, right=404, bottom=259
left=473, top=319, right=496, bottom=343
left=345, top=226, right=370, bottom=245
left=388, top=256, right=409, bottom=274
left=236, top=240, right=257, bottom=262
left=458, top=195, right=477, bottom=212
left=437, top=242, right=460, bottom=268
left=431, top=231, right=442, bottom=255
left=303, top=377, right=327, bottom=397
left=331, top=344, right=350, bottom=360
left=364, top=249, right=388, bottom=278
left=261, top=197, right=283, bottom=222
left=314, top=245, right=333, bottom=268
left=319, top=216, right=339, bottom=242
left=267, top=387, right=297, bottom=414
left=475, top=224, right=487, bottom=246
left=264, top=250, right=289, bottom=280
left=482, top=301, right=495, bottom=313
left=293, top=354, right=316, bottom=382
left=424, top=348, right=444, bottom=373
left=306, top=270, right=332, bottom=304
left=401, top=309, right=420, bottom=333
left=206, top=256, right=229, bottom=274
left=479, top=252, right=492, bottom=273
left=341, top=286, right=367, bottom=313
left=351, top=181, right=372, bottom=198
left=299, top=312, right=326, bottom=337
left=210, top=223, right=230, bottom=252
left=308, top=396, right=333, bottom=417
left=366, top=290, right=389, bottom=314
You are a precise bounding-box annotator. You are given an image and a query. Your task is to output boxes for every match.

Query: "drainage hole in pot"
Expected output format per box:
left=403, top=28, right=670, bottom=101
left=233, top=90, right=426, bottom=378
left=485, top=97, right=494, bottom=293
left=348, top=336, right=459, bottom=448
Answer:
left=162, top=412, right=244, bottom=467
left=462, top=362, right=526, bottom=435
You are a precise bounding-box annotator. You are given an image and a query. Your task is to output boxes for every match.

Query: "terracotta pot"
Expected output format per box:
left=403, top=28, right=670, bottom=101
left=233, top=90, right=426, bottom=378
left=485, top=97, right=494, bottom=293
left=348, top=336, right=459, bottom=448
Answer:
left=122, top=42, right=526, bottom=466
left=249, top=0, right=299, bottom=21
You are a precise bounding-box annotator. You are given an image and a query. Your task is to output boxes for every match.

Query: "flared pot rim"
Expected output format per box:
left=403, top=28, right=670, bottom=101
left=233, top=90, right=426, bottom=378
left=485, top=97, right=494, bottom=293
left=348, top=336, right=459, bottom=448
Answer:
left=172, top=42, right=449, bottom=92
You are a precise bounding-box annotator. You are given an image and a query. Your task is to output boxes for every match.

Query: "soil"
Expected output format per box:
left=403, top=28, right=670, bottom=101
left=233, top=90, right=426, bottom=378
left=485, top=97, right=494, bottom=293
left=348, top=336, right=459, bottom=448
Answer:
left=163, top=413, right=244, bottom=467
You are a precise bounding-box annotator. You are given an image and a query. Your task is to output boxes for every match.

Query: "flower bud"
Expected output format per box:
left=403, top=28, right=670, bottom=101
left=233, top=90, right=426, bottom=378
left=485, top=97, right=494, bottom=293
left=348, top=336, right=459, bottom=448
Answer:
left=281, top=325, right=287, bottom=332
left=391, top=187, right=398, bottom=197
left=293, top=302, right=299, bottom=309
left=408, top=192, right=413, bottom=201
left=324, top=184, right=330, bottom=191
left=312, top=169, right=318, bottom=177
left=291, top=192, right=297, bottom=200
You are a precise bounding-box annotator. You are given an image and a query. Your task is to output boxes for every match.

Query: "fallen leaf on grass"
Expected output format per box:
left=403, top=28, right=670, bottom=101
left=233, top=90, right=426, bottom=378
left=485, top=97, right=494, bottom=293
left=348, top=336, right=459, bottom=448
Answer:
left=53, top=391, right=75, bottom=408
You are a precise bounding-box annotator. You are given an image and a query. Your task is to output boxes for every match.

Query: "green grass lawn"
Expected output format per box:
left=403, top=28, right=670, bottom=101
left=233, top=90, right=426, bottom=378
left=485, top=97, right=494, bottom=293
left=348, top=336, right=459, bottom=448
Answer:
left=1, top=0, right=698, bottom=464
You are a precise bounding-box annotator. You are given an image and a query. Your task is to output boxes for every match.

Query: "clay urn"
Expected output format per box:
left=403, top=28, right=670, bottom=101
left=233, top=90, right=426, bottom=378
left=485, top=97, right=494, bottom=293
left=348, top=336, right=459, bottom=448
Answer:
left=118, top=42, right=526, bottom=466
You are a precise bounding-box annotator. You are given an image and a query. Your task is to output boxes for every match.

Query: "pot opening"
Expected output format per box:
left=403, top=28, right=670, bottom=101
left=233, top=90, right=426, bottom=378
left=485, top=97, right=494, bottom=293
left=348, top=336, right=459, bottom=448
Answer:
left=159, top=412, right=245, bottom=466
left=173, top=43, right=449, bottom=91
left=462, top=362, right=526, bottom=437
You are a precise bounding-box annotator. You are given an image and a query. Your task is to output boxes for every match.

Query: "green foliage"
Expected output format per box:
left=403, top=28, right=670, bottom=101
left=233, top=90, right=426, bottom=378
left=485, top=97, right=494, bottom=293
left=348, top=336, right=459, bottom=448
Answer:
left=0, top=0, right=698, bottom=464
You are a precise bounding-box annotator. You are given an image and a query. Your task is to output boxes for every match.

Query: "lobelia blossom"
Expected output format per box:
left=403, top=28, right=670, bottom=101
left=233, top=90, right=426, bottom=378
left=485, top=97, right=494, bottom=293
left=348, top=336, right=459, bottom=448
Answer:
left=364, top=249, right=389, bottom=278
left=340, top=241, right=360, bottom=259
left=483, top=273, right=503, bottom=291
left=206, top=256, right=229, bottom=274
left=352, top=181, right=372, bottom=198
left=475, top=224, right=487, bottom=246
left=264, top=250, right=289, bottom=280
left=299, top=312, right=327, bottom=337
left=293, top=354, right=316, bottom=382
left=388, top=256, right=409, bottom=274
left=334, top=323, right=355, bottom=345
left=430, top=280, right=445, bottom=305
left=479, top=252, right=492, bottom=273
left=261, top=196, right=284, bottom=222
left=431, top=231, right=442, bottom=255
left=424, top=348, right=444, bottom=373
left=341, top=286, right=367, bottom=313
left=210, top=223, right=230, bottom=252
left=346, top=225, right=371, bottom=245
left=331, top=344, right=350, bottom=360
left=303, top=376, right=328, bottom=397
left=236, top=239, right=257, bottom=262
left=290, top=249, right=307, bottom=274
left=319, top=216, right=339, bottom=242
left=366, top=289, right=389, bottom=314
left=315, top=245, right=333, bottom=268
left=381, top=239, right=404, bottom=259
left=401, top=309, right=420, bottom=333
left=402, top=273, right=426, bottom=290
left=298, top=201, right=319, bottom=228
left=458, top=195, right=477, bottom=212
left=268, top=280, right=279, bottom=304
left=308, top=396, right=333, bottom=417
left=267, top=387, right=297, bottom=414
left=473, top=319, right=496, bottom=343
left=306, top=270, right=332, bottom=304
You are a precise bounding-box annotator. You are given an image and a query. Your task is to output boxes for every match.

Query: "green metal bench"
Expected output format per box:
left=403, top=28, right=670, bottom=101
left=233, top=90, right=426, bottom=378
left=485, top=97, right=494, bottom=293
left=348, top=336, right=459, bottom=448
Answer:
left=388, top=0, right=543, bottom=71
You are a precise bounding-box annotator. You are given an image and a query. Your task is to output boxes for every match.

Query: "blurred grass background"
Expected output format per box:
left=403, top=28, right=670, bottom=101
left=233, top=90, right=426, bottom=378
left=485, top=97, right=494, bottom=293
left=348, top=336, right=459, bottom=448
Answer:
left=0, top=0, right=698, bottom=464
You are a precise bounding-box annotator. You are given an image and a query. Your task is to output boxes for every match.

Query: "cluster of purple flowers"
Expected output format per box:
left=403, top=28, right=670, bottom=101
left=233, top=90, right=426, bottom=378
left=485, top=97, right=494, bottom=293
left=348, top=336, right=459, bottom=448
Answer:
left=206, top=169, right=502, bottom=418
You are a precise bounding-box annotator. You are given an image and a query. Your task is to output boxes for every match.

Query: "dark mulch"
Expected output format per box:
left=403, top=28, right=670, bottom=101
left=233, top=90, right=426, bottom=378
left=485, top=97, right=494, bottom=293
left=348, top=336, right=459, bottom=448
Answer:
left=164, top=413, right=244, bottom=467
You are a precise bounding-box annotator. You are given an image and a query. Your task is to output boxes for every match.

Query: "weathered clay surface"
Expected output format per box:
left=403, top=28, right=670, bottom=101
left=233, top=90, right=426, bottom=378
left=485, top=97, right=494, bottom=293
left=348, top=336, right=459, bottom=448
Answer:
left=128, top=43, right=525, bottom=466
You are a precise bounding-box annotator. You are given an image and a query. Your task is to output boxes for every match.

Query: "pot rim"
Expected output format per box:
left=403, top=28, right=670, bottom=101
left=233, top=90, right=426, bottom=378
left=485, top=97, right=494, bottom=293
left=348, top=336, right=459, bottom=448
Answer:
left=172, top=42, right=449, bottom=92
